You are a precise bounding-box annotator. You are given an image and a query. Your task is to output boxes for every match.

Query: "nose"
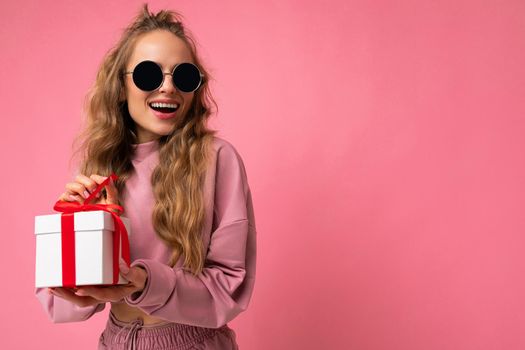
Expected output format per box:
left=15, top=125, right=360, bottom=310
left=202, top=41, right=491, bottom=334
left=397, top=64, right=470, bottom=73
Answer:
left=159, top=72, right=177, bottom=94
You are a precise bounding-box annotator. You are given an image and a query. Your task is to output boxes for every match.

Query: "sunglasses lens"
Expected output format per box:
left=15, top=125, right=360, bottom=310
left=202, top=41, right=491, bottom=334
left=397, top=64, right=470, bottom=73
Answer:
left=132, top=61, right=163, bottom=91
left=173, top=63, right=202, bottom=93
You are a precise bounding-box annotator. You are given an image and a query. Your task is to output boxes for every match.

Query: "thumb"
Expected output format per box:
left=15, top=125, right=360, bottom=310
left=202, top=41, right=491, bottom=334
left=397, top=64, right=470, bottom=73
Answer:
left=119, top=258, right=130, bottom=275
left=119, top=261, right=147, bottom=287
left=104, top=177, right=119, bottom=206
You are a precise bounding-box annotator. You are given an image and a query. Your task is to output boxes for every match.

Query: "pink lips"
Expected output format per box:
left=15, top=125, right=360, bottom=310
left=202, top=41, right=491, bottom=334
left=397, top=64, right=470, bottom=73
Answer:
left=150, top=106, right=177, bottom=120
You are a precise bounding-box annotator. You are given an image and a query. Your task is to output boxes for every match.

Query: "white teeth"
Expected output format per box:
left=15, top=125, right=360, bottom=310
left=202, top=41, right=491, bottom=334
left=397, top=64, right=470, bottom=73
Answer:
left=150, top=102, right=179, bottom=109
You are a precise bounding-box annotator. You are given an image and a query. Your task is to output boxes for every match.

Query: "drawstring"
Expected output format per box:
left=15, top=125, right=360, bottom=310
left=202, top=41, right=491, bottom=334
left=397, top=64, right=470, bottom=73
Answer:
left=113, top=314, right=144, bottom=350
left=105, top=311, right=226, bottom=349
left=124, top=319, right=143, bottom=350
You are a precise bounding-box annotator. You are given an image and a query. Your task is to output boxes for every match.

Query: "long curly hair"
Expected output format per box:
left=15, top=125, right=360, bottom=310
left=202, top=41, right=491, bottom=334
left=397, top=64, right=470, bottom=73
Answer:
left=71, top=3, right=218, bottom=275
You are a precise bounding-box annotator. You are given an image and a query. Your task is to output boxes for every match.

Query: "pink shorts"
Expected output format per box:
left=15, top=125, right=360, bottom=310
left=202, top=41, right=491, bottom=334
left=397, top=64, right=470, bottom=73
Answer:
left=98, top=311, right=239, bottom=350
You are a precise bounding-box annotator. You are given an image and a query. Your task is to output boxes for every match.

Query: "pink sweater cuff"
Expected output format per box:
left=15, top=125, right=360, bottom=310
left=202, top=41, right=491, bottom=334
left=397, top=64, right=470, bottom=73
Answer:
left=124, top=259, right=176, bottom=309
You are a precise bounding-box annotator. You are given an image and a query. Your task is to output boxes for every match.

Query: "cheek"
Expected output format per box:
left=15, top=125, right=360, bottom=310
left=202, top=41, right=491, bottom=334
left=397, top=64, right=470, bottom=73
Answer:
left=125, top=82, right=145, bottom=103
left=182, top=94, right=195, bottom=111
left=126, top=90, right=149, bottom=115
left=126, top=103, right=149, bottom=128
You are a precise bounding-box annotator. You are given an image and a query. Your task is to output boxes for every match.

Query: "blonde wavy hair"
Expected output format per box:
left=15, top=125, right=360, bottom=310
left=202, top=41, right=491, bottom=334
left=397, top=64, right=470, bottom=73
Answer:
left=71, top=3, right=218, bottom=275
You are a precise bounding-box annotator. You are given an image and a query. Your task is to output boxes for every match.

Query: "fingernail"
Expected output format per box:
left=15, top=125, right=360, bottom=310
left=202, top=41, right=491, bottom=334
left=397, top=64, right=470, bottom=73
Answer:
left=75, top=289, right=85, bottom=296
left=83, top=190, right=90, bottom=198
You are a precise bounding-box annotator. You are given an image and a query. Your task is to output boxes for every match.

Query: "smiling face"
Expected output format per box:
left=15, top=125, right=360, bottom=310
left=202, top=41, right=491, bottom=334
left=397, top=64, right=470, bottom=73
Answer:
left=123, top=29, right=196, bottom=143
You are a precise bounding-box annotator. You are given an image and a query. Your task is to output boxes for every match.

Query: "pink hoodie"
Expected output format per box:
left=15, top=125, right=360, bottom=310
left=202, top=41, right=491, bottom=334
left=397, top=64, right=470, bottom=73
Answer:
left=35, top=137, right=257, bottom=328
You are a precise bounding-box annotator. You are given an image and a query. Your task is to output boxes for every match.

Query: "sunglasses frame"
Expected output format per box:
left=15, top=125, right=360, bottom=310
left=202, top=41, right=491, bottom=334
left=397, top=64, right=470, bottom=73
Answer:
left=123, top=60, right=204, bottom=93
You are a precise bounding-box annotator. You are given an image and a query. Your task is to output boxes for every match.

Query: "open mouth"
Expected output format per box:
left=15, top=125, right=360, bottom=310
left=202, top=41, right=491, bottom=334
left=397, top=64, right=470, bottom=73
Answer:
left=148, top=102, right=180, bottom=114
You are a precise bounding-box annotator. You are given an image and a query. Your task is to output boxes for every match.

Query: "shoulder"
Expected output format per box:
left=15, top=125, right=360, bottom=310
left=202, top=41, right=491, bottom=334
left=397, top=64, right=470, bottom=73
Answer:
left=212, top=136, right=242, bottom=157
left=210, top=136, right=250, bottom=188
left=211, top=136, right=247, bottom=168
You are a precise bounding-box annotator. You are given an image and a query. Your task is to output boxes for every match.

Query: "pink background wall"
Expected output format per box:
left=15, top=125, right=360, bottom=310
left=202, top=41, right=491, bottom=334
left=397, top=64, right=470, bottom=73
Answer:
left=1, top=0, right=524, bottom=349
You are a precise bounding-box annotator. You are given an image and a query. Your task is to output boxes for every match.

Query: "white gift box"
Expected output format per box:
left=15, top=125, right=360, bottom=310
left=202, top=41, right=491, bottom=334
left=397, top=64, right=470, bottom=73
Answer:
left=34, top=210, right=131, bottom=288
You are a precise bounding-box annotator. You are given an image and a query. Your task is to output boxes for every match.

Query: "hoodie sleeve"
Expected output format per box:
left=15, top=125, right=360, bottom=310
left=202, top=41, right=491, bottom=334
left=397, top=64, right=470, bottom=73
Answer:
left=35, top=287, right=106, bottom=323
left=123, top=141, right=257, bottom=328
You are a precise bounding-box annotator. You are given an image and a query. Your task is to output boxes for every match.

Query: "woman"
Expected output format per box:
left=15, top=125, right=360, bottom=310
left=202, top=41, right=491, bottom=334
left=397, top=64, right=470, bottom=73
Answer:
left=34, top=4, right=257, bottom=349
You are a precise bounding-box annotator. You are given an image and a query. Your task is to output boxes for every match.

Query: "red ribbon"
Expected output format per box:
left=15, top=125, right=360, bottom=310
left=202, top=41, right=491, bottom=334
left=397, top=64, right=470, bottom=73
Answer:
left=53, top=173, right=130, bottom=287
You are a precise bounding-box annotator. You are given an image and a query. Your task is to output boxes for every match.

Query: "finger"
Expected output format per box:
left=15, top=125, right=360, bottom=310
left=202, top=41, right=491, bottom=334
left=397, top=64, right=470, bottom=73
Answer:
left=59, top=181, right=86, bottom=202
left=65, top=182, right=90, bottom=203
left=74, top=174, right=100, bottom=199
left=50, top=287, right=101, bottom=307
left=76, top=286, right=133, bottom=303
left=57, top=192, right=81, bottom=202
left=91, top=175, right=119, bottom=206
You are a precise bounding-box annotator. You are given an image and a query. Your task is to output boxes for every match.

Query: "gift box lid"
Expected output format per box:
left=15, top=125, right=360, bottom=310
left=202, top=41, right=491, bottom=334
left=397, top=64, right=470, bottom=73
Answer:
left=34, top=211, right=127, bottom=235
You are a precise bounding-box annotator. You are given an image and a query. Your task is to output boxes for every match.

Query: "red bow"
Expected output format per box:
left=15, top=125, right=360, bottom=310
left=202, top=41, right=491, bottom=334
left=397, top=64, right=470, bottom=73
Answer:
left=53, top=173, right=130, bottom=287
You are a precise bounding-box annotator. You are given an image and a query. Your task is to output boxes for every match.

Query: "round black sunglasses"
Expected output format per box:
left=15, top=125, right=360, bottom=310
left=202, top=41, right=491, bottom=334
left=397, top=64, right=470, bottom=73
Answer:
left=124, top=60, right=204, bottom=93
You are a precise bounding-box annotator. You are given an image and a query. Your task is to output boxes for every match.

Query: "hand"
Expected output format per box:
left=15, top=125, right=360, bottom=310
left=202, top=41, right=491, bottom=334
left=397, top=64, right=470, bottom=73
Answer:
left=57, top=174, right=119, bottom=212
left=48, top=260, right=148, bottom=306
left=47, top=286, right=100, bottom=307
